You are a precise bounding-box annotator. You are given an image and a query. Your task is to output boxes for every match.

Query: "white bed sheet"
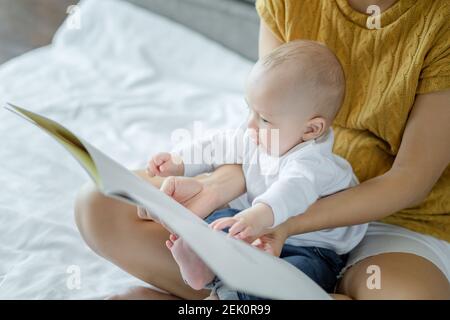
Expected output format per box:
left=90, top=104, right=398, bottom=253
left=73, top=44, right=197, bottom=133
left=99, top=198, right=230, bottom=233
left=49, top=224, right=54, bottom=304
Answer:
left=0, top=0, right=251, bottom=299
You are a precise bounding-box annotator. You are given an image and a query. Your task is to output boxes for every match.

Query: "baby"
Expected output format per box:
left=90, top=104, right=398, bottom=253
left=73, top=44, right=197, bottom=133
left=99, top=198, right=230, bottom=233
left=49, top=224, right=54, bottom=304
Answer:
left=146, top=40, right=367, bottom=299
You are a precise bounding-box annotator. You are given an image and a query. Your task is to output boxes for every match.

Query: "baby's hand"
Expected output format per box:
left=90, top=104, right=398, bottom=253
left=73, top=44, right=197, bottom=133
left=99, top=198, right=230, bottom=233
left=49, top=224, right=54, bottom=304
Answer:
left=210, top=203, right=274, bottom=241
left=147, top=152, right=184, bottom=177
left=210, top=215, right=258, bottom=241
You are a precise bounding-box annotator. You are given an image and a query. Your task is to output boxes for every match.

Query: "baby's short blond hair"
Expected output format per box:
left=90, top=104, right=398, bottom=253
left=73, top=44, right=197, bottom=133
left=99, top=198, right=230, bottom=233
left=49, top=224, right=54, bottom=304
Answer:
left=260, top=40, right=345, bottom=122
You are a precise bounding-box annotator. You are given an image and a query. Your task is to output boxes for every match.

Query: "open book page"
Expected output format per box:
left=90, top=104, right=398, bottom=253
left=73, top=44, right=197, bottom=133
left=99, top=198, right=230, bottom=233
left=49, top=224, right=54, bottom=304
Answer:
left=4, top=103, right=101, bottom=187
left=5, top=103, right=331, bottom=300
left=85, top=146, right=331, bottom=299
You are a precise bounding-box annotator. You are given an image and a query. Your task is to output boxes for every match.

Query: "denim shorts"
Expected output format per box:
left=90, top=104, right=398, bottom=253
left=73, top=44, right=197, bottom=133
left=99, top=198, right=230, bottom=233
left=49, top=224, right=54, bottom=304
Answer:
left=204, top=208, right=348, bottom=300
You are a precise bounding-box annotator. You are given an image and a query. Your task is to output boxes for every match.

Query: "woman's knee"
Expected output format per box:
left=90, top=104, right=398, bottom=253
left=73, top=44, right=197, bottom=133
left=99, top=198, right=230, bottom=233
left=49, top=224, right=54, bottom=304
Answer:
left=75, top=182, right=104, bottom=228
left=74, top=181, right=127, bottom=253
left=338, top=253, right=450, bottom=299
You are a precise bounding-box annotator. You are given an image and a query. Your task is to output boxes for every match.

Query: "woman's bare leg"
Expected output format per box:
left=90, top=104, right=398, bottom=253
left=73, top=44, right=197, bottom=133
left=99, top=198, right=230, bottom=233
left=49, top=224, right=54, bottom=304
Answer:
left=74, top=170, right=209, bottom=300
left=337, top=252, right=450, bottom=299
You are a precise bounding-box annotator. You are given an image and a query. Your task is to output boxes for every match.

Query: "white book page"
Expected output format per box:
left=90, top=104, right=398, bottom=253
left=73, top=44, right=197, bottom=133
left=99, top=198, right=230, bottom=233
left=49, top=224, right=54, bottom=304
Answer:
left=84, top=141, right=331, bottom=300
left=6, top=104, right=330, bottom=300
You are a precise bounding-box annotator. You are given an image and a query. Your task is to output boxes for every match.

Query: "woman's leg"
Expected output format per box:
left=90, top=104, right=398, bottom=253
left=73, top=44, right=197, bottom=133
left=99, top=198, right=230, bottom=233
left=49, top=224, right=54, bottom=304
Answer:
left=337, top=252, right=450, bottom=299
left=74, top=170, right=209, bottom=300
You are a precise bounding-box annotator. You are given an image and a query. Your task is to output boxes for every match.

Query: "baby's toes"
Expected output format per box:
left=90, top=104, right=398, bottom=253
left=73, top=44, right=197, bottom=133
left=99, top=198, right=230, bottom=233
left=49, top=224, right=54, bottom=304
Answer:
left=165, top=240, right=172, bottom=249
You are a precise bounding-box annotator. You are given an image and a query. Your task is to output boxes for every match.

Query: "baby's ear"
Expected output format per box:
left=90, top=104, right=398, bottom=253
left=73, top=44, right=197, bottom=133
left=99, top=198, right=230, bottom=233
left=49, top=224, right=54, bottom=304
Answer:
left=302, top=117, right=327, bottom=141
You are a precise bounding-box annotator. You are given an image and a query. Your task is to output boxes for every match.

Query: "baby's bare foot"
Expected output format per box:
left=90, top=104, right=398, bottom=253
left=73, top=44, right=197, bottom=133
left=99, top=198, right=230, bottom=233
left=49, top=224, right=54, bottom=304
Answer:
left=166, top=234, right=215, bottom=290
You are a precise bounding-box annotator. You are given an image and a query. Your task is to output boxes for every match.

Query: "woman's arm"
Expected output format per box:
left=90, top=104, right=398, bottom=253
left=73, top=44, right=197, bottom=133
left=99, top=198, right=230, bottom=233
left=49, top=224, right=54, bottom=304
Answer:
left=259, top=19, right=283, bottom=57
left=281, top=89, right=450, bottom=237
left=197, top=164, right=246, bottom=213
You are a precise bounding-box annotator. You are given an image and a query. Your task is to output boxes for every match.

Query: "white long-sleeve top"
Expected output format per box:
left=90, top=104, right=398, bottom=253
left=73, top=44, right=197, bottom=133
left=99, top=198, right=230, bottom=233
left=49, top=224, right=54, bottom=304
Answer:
left=175, top=126, right=367, bottom=254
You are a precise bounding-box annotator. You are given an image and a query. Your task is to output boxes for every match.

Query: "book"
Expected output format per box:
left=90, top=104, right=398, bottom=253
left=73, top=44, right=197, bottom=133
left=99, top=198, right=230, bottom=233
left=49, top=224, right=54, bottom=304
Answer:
left=4, top=103, right=331, bottom=300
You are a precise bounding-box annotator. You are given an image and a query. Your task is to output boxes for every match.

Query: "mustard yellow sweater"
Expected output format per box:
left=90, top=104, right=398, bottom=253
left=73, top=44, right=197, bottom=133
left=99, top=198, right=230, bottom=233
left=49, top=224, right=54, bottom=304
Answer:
left=256, top=0, right=450, bottom=241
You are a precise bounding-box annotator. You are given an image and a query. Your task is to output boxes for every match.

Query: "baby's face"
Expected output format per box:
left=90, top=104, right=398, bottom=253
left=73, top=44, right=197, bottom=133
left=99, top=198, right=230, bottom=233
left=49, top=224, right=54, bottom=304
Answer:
left=245, top=62, right=314, bottom=156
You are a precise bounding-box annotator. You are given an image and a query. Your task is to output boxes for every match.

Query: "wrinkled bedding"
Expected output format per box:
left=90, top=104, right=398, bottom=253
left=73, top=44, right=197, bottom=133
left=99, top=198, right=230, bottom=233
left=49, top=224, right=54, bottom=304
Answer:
left=0, top=0, right=251, bottom=299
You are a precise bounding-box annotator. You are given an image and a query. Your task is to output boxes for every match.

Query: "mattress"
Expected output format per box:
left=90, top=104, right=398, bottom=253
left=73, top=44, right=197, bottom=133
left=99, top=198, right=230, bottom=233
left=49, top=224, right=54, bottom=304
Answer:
left=0, top=0, right=251, bottom=299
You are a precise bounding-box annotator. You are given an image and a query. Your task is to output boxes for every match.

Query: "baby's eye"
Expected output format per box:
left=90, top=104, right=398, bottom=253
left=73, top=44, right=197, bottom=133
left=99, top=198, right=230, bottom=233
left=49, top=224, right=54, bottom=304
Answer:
left=261, top=117, right=270, bottom=124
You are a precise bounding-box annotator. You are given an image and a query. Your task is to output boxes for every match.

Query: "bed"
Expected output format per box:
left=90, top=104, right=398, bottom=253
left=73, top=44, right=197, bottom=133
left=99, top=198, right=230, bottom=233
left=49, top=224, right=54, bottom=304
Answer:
left=0, top=0, right=256, bottom=299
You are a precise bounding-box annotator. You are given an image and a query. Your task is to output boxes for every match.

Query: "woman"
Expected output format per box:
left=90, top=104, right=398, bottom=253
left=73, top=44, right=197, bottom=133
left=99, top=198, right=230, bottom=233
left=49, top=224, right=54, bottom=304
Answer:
left=75, top=0, right=450, bottom=299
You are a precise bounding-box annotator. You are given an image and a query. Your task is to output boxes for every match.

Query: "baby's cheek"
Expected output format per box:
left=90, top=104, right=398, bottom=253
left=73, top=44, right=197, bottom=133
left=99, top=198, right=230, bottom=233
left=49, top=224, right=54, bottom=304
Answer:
left=248, top=129, right=259, bottom=145
left=259, top=140, right=269, bottom=153
left=279, top=132, right=302, bottom=155
left=264, top=128, right=282, bottom=156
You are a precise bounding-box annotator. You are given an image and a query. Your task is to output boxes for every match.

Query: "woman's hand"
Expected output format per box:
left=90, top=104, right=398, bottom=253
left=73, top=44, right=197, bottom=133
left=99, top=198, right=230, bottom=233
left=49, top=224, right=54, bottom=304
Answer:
left=251, top=225, right=288, bottom=257
left=139, top=165, right=246, bottom=220
left=137, top=175, right=223, bottom=221
left=159, top=176, right=221, bottom=218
